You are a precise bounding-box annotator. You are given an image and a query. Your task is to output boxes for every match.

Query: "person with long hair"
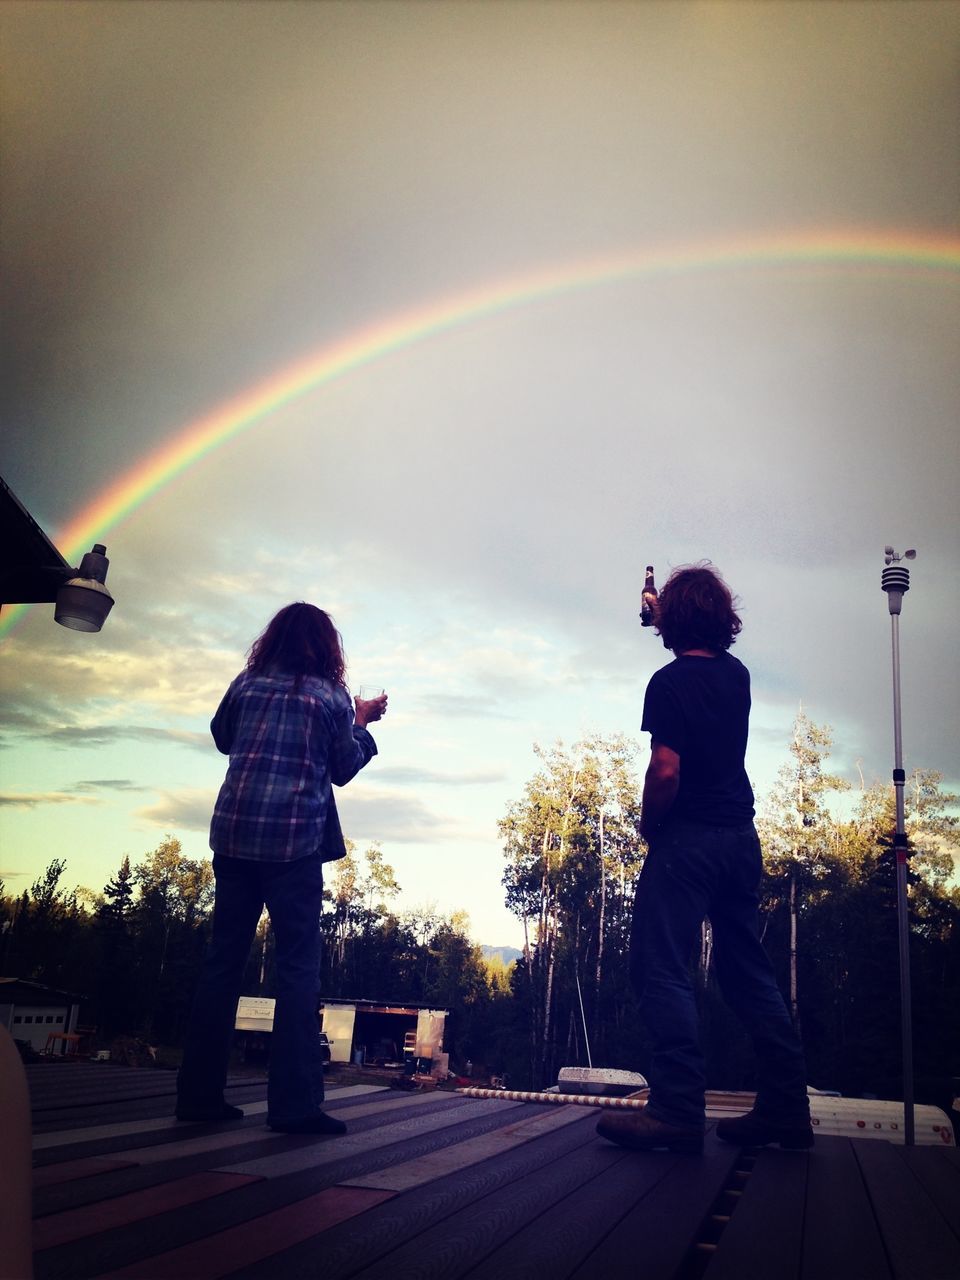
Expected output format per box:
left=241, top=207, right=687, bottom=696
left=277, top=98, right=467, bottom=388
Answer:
left=176, top=603, right=386, bottom=1134
left=597, top=564, right=812, bottom=1154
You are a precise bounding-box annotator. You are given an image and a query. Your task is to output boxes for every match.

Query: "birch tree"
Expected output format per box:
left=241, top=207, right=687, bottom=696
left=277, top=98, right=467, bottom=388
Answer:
left=757, top=712, right=849, bottom=1032
left=500, top=736, right=643, bottom=1087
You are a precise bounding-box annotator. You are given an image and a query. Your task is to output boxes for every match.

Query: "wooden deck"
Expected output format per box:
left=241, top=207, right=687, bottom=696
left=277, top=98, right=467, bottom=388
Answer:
left=27, top=1064, right=960, bottom=1280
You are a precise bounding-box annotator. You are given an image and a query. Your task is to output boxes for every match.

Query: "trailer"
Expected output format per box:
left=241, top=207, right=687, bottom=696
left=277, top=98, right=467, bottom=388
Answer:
left=704, top=1089, right=955, bottom=1146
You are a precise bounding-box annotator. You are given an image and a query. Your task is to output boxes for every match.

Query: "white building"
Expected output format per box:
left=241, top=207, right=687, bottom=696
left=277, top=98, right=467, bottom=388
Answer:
left=0, top=978, right=84, bottom=1054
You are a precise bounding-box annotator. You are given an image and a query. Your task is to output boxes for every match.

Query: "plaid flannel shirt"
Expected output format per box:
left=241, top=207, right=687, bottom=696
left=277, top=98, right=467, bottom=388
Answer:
left=209, top=668, right=376, bottom=862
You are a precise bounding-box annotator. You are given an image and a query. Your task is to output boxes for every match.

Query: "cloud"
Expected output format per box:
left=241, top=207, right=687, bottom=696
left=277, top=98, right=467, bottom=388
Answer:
left=337, top=788, right=475, bottom=845
left=134, top=789, right=217, bottom=834
left=133, top=783, right=475, bottom=848
left=0, top=617, right=240, bottom=724
left=373, top=765, right=507, bottom=786
left=38, top=725, right=212, bottom=751
left=70, top=779, right=148, bottom=793
left=0, top=791, right=102, bottom=809
left=414, top=694, right=516, bottom=721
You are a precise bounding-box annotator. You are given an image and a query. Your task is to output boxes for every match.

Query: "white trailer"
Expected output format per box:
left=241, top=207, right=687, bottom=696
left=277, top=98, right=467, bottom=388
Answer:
left=704, top=1088, right=955, bottom=1146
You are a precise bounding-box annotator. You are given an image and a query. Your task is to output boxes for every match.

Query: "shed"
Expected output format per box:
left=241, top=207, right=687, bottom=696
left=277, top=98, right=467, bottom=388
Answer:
left=0, top=978, right=85, bottom=1054
left=233, top=995, right=448, bottom=1067
left=321, top=999, right=448, bottom=1066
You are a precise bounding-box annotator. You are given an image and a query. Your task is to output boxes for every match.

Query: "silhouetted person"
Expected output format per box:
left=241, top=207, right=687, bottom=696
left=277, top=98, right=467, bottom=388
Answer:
left=176, top=603, right=386, bottom=1134
left=597, top=564, right=812, bottom=1154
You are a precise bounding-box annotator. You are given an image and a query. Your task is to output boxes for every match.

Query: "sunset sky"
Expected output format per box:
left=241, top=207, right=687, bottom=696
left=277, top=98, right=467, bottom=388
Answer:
left=1, top=1, right=958, bottom=948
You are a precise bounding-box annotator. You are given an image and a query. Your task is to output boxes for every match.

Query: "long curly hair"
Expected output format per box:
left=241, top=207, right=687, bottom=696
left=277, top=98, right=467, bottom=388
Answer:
left=247, top=602, right=347, bottom=686
left=655, top=564, right=742, bottom=653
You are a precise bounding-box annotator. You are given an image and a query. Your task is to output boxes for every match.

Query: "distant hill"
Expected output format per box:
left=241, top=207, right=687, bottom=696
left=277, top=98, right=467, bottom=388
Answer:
left=480, top=945, right=522, bottom=967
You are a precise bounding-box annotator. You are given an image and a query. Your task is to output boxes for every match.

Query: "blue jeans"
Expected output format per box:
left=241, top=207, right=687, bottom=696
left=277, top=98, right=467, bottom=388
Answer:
left=631, top=818, right=809, bottom=1129
left=177, top=854, right=326, bottom=1125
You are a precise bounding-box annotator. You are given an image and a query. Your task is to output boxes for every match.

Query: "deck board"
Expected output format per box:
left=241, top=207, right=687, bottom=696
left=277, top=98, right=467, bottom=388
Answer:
left=98, top=1187, right=397, bottom=1280
left=344, top=1102, right=587, bottom=1191
left=33, top=1095, right=503, bottom=1222
left=33, top=1157, right=139, bottom=1189
left=854, top=1140, right=960, bottom=1279
left=568, top=1133, right=741, bottom=1280
left=801, top=1136, right=892, bottom=1280
left=462, top=1143, right=699, bottom=1280
left=346, top=1122, right=641, bottom=1280
left=225, top=1110, right=605, bottom=1280
left=34, top=1096, right=552, bottom=1280
left=34, top=1171, right=260, bottom=1250
left=22, top=1065, right=960, bottom=1280
left=897, top=1144, right=960, bottom=1237
left=215, top=1096, right=522, bottom=1180
left=701, top=1145, right=808, bottom=1280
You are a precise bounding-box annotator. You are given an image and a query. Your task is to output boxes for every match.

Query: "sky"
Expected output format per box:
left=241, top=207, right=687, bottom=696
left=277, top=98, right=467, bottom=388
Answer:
left=1, top=0, right=958, bottom=950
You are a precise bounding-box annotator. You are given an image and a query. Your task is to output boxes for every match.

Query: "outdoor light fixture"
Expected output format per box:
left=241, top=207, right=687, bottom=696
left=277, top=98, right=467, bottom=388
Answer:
left=881, top=545, right=916, bottom=1146
left=54, top=544, right=115, bottom=633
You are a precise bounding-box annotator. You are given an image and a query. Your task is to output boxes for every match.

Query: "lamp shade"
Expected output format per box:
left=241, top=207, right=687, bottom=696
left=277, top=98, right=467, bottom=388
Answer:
left=54, top=577, right=114, bottom=632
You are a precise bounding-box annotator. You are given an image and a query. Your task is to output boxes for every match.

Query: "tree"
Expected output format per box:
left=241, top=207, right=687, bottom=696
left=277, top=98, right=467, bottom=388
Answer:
left=92, top=857, right=138, bottom=1039
left=757, top=711, right=849, bottom=1032
left=132, top=837, right=215, bottom=1041
left=8, top=859, right=89, bottom=990
left=421, top=913, right=492, bottom=1065
left=99, top=856, right=135, bottom=925
left=500, top=736, right=644, bottom=1088
left=362, top=845, right=401, bottom=920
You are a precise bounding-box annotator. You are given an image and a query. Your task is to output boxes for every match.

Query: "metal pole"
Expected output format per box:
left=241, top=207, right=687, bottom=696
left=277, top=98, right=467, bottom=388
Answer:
left=882, top=548, right=915, bottom=1146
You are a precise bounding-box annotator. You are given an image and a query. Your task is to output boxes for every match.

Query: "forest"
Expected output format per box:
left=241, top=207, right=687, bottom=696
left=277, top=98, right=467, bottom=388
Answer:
left=2, top=713, right=958, bottom=1115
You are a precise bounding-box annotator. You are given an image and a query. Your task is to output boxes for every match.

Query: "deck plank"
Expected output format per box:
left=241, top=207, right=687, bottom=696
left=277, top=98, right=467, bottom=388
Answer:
left=33, top=1172, right=260, bottom=1251
left=24, top=1067, right=960, bottom=1280
left=800, top=1137, right=892, bottom=1280
left=896, top=1145, right=960, bottom=1237
left=855, top=1141, right=960, bottom=1279
left=568, top=1132, right=741, bottom=1280
left=31, top=1084, right=385, bottom=1152
left=33, top=1095, right=476, bottom=1218
left=463, top=1146, right=706, bottom=1280
left=97, top=1187, right=396, bottom=1280
left=346, top=1130, right=644, bottom=1279
left=32, top=1158, right=139, bottom=1189
left=701, top=1146, right=808, bottom=1280
left=35, top=1099, right=551, bottom=1279
left=216, top=1096, right=523, bottom=1180
left=344, top=1102, right=586, bottom=1191
left=223, top=1112, right=603, bottom=1280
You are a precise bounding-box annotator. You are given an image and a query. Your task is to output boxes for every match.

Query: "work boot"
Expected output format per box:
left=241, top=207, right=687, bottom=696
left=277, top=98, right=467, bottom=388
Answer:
left=596, top=1107, right=703, bottom=1154
left=716, top=1108, right=813, bottom=1149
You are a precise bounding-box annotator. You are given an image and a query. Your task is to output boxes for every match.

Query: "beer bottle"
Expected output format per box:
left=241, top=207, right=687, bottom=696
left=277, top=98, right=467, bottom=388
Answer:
left=640, top=565, right=657, bottom=627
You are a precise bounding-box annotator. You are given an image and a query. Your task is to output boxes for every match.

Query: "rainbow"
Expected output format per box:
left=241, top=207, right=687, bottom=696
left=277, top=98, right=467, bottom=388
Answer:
left=2, top=228, right=957, bottom=638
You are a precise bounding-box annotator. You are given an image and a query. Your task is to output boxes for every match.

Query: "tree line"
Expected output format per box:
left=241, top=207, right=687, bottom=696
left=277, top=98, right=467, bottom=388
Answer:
left=2, top=713, right=958, bottom=1110
left=0, top=835, right=513, bottom=1070
left=500, top=717, right=959, bottom=1111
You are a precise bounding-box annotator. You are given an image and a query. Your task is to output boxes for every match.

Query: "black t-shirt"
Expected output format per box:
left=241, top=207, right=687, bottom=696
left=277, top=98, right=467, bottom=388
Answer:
left=641, top=651, right=755, bottom=826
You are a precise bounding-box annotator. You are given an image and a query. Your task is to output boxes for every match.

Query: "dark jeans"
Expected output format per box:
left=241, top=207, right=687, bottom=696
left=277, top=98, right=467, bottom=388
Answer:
left=177, top=854, right=325, bottom=1125
left=631, top=818, right=809, bottom=1129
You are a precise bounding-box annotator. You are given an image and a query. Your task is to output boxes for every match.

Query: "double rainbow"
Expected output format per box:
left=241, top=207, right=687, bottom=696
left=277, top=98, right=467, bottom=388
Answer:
left=3, top=228, right=957, bottom=638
